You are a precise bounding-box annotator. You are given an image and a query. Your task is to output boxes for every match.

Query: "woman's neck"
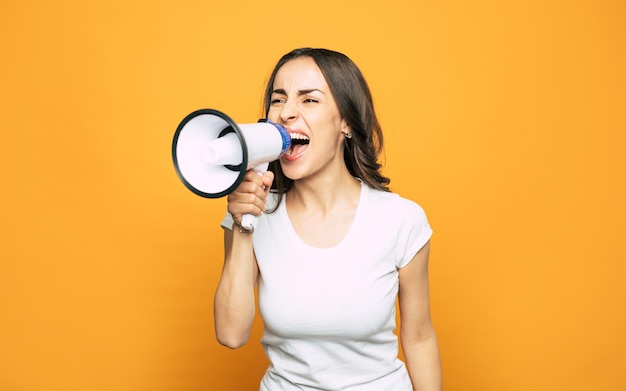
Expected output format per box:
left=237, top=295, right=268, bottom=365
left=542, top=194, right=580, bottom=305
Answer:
left=287, top=168, right=361, bottom=216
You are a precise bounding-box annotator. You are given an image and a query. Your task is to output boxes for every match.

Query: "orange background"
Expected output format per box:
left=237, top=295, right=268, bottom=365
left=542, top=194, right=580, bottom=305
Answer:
left=1, top=1, right=625, bottom=390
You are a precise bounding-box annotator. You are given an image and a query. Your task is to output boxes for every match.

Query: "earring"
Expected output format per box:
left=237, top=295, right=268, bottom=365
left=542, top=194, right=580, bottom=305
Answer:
left=344, top=132, right=352, bottom=139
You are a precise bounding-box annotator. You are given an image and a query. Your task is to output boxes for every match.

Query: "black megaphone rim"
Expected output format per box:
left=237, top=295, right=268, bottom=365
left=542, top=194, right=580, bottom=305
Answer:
left=172, top=108, right=248, bottom=198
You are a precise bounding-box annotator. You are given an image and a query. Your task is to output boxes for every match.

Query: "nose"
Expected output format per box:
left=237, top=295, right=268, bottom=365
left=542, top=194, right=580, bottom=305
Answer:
left=278, top=100, right=298, bottom=123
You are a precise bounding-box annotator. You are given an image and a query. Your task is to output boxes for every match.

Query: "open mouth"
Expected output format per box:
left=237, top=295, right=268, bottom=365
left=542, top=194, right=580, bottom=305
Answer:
left=287, top=132, right=310, bottom=157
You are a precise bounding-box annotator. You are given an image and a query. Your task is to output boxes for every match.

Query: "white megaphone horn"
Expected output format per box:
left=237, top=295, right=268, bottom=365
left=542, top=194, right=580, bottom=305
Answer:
left=172, top=108, right=291, bottom=232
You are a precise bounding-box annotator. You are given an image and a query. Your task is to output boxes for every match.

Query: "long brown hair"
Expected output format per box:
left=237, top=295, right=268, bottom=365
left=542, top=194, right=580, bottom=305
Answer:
left=264, top=48, right=390, bottom=204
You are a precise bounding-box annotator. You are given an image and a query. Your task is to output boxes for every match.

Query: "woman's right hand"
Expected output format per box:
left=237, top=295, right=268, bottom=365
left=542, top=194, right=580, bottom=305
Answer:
left=226, top=170, right=274, bottom=227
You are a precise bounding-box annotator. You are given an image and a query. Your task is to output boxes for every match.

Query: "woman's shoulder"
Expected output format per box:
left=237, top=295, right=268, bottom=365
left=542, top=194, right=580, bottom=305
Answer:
left=364, top=184, right=428, bottom=216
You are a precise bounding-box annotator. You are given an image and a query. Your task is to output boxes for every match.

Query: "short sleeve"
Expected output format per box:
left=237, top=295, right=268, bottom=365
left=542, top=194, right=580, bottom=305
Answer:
left=220, top=210, right=234, bottom=230
left=396, top=201, right=433, bottom=268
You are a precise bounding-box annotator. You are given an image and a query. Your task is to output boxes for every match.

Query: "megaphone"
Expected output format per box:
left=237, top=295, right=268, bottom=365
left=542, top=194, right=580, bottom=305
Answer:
left=172, top=108, right=291, bottom=232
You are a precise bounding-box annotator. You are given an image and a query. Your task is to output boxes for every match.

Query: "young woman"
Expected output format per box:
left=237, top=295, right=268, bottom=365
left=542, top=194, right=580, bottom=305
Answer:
left=214, top=48, right=441, bottom=390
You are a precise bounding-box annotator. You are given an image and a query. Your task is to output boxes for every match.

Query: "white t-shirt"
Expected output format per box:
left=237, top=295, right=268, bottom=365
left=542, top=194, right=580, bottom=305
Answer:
left=221, top=182, right=433, bottom=390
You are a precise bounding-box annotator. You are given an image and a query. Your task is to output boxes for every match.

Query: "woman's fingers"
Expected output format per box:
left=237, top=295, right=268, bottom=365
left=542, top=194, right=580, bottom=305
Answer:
left=227, top=170, right=274, bottom=222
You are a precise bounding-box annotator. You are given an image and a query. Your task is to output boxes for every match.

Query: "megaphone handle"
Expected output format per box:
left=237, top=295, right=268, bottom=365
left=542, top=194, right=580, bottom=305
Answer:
left=240, top=162, right=270, bottom=233
left=240, top=214, right=257, bottom=233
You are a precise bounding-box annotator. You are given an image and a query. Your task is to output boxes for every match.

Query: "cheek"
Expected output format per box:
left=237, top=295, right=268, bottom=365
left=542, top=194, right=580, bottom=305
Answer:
left=266, top=109, right=278, bottom=122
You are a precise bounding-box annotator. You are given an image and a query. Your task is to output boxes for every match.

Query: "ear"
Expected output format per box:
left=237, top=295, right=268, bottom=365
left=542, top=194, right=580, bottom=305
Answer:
left=340, top=121, right=351, bottom=137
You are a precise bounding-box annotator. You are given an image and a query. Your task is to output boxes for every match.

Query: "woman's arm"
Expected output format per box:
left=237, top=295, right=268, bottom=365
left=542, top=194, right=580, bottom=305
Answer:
left=214, top=227, right=258, bottom=348
left=398, top=241, right=442, bottom=390
left=213, top=170, right=273, bottom=349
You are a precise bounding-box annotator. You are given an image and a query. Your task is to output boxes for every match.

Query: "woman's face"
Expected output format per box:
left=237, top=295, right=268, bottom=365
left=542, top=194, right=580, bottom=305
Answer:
left=268, top=56, right=348, bottom=181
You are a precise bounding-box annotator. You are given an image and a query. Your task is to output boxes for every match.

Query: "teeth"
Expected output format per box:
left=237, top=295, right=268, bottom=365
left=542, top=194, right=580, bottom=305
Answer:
left=290, top=132, right=309, bottom=141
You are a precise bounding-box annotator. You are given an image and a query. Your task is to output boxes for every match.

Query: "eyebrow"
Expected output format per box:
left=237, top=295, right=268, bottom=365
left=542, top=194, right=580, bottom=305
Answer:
left=271, top=88, right=325, bottom=95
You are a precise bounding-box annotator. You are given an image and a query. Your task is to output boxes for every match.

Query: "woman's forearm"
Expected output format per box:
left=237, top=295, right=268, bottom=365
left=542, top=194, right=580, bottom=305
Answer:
left=214, top=229, right=257, bottom=349
left=402, top=332, right=442, bottom=391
